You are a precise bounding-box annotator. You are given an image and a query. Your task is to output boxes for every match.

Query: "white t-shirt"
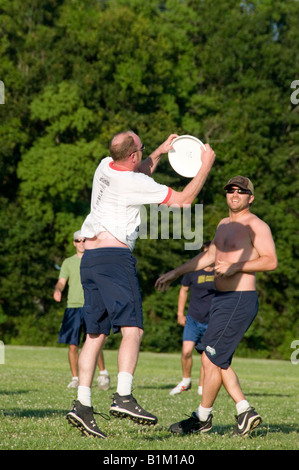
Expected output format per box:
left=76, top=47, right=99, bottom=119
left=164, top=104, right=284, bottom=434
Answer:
left=81, top=157, right=172, bottom=250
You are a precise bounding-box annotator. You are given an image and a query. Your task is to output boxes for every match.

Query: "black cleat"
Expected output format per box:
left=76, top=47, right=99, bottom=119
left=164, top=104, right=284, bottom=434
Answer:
left=233, top=407, right=262, bottom=436
left=169, top=412, right=212, bottom=434
left=66, top=400, right=109, bottom=438
left=110, top=393, right=158, bottom=425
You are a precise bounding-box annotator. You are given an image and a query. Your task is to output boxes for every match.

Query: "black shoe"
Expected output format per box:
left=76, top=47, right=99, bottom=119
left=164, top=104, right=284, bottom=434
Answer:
left=110, top=393, right=158, bottom=425
left=66, top=400, right=109, bottom=438
left=233, top=407, right=262, bottom=436
left=169, top=412, right=212, bottom=434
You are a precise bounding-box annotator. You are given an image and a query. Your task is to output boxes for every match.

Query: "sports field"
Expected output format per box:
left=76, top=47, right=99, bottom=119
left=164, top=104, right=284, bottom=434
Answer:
left=0, top=346, right=298, bottom=451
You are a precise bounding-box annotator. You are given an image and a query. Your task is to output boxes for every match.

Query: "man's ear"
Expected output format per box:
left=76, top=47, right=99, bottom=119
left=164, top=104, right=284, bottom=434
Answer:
left=130, top=151, right=137, bottom=164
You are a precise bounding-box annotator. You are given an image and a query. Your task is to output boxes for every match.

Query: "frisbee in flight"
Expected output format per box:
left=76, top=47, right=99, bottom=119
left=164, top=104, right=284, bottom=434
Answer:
left=168, top=135, right=206, bottom=177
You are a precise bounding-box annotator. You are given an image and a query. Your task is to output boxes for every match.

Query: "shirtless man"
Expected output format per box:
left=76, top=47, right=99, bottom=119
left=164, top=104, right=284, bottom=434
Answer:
left=156, top=175, right=277, bottom=436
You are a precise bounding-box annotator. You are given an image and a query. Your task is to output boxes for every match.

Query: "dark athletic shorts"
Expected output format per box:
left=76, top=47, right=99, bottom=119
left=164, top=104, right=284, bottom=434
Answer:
left=58, top=307, right=85, bottom=346
left=80, top=247, right=143, bottom=335
left=200, top=291, right=259, bottom=369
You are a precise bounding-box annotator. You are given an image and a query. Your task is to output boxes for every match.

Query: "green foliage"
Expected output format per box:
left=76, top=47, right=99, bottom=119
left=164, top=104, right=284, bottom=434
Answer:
left=0, top=0, right=298, bottom=357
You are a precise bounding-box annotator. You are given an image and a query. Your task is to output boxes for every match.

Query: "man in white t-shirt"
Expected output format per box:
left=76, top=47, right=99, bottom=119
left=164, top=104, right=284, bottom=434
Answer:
left=67, top=130, right=216, bottom=438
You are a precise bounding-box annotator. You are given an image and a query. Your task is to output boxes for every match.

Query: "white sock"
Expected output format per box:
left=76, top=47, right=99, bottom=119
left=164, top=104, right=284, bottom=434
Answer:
left=99, top=369, right=109, bottom=376
left=236, top=399, right=250, bottom=415
left=117, top=372, right=133, bottom=396
left=198, top=386, right=203, bottom=395
left=72, top=376, right=78, bottom=381
left=182, top=377, right=191, bottom=386
left=196, top=404, right=213, bottom=422
left=77, top=385, right=91, bottom=407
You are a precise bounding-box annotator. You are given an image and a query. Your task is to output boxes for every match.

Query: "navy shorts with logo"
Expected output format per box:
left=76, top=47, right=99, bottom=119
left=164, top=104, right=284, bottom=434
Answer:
left=201, top=291, right=259, bottom=369
left=80, top=247, right=143, bottom=335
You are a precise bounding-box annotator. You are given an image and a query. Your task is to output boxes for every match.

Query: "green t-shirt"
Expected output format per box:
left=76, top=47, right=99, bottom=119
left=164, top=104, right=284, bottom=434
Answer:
left=59, top=254, right=84, bottom=308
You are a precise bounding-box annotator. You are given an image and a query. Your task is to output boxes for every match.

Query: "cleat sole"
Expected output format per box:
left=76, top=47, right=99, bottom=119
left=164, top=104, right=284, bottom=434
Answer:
left=66, top=414, right=107, bottom=439
left=110, top=409, right=157, bottom=426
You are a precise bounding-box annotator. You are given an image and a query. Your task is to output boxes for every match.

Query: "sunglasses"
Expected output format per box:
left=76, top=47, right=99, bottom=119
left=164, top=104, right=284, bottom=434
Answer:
left=226, top=188, right=252, bottom=195
left=129, top=144, right=145, bottom=156
left=74, top=239, right=86, bottom=243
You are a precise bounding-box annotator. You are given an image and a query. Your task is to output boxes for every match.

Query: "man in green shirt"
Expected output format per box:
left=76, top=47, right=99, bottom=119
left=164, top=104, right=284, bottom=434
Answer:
left=54, top=231, right=110, bottom=390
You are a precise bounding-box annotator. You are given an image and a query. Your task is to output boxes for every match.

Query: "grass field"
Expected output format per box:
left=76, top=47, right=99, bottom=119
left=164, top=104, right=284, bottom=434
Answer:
left=0, top=345, right=298, bottom=452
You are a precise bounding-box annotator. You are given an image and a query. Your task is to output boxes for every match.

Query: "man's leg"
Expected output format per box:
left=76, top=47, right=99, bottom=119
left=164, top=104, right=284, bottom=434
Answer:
left=221, top=366, right=262, bottom=435
left=221, top=366, right=245, bottom=404
left=68, top=344, right=79, bottom=377
left=116, top=326, right=143, bottom=395
left=181, top=340, right=194, bottom=378
left=96, top=348, right=110, bottom=391
left=195, top=352, right=222, bottom=422
left=169, top=352, right=217, bottom=434
left=67, top=333, right=109, bottom=439
left=110, top=326, right=157, bottom=425
left=97, top=349, right=105, bottom=371
left=198, top=362, right=204, bottom=394
left=170, top=341, right=194, bottom=395
left=78, top=333, right=107, bottom=395
left=66, top=344, right=80, bottom=389
left=200, top=351, right=222, bottom=408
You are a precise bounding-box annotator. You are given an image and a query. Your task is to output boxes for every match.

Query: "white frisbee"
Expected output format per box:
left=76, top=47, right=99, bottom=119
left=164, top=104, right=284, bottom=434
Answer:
left=168, top=135, right=206, bottom=177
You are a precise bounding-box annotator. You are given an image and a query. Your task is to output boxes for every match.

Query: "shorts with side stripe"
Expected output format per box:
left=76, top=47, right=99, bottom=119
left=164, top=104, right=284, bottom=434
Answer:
left=80, top=247, right=143, bottom=335
left=201, top=291, right=259, bottom=369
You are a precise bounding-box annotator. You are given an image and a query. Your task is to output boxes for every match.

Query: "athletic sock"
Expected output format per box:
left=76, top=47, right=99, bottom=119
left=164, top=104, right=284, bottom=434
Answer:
left=198, top=386, right=203, bottom=395
left=196, top=404, right=213, bottom=422
left=77, top=385, right=91, bottom=407
left=99, top=369, right=109, bottom=376
left=117, top=371, right=133, bottom=396
left=182, top=377, right=191, bottom=387
left=236, top=399, right=250, bottom=415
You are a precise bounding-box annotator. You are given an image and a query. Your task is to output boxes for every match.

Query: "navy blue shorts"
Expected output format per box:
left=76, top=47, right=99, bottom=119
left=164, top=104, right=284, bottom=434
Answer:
left=58, top=307, right=86, bottom=346
left=80, top=248, right=143, bottom=335
left=201, top=291, right=259, bottom=369
left=183, top=315, right=208, bottom=348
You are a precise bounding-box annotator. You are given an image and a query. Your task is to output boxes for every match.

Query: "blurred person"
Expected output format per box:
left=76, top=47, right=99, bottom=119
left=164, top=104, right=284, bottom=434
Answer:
left=156, top=176, right=277, bottom=436
left=54, top=231, right=110, bottom=390
left=66, top=130, right=215, bottom=438
left=170, top=241, right=215, bottom=397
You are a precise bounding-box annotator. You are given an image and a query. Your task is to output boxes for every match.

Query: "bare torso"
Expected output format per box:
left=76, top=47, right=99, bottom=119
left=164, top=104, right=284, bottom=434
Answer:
left=84, top=232, right=128, bottom=250
left=214, top=212, right=259, bottom=291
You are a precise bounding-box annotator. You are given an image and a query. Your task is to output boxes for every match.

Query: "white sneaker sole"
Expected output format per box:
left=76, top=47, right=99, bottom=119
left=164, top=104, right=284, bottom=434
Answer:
left=110, top=406, right=157, bottom=425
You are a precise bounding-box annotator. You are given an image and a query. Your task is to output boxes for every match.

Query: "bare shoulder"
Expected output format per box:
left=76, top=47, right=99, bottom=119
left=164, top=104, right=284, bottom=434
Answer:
left=248, top=212, right=272, bottom=232
left=216, top=216, right=230, bottom=228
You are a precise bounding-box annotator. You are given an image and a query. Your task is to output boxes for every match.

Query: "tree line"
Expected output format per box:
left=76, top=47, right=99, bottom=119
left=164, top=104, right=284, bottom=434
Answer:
left=0, top=0, right=298, bottom=359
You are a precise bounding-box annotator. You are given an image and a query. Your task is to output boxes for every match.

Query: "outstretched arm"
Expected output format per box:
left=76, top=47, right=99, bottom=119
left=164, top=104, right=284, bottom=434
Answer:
left=155, top=243, right=216, bottom=292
